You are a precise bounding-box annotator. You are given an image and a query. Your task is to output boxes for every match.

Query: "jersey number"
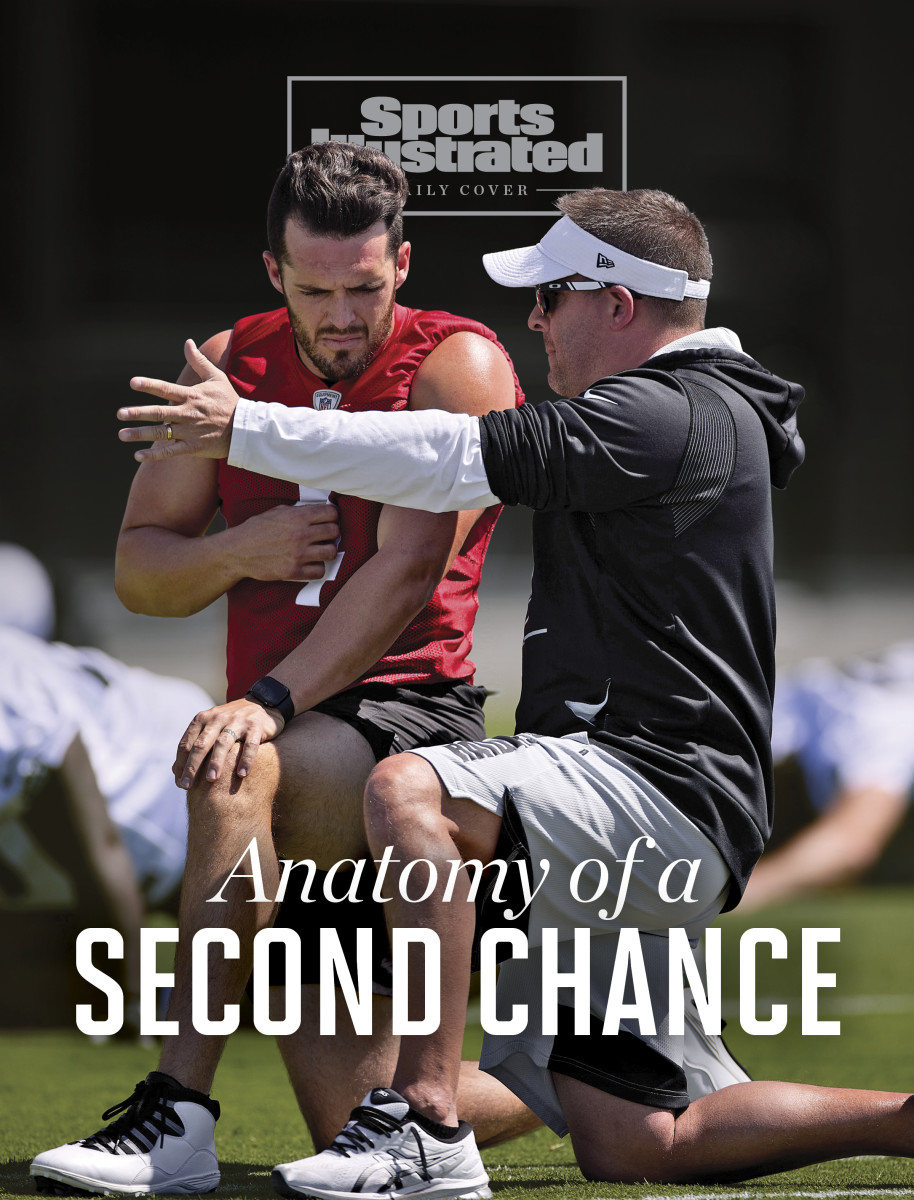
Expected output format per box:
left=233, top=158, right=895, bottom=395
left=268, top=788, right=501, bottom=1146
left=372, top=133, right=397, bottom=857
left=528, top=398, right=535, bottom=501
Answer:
left=291, top=487, right=345, bottom=607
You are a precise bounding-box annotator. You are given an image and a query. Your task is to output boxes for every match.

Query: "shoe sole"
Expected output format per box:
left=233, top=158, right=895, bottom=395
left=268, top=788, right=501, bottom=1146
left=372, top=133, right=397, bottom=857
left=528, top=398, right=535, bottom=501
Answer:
left=32, top=1169, right=219, bottom=1197
left=271, top=1170, right=491, bottom=1200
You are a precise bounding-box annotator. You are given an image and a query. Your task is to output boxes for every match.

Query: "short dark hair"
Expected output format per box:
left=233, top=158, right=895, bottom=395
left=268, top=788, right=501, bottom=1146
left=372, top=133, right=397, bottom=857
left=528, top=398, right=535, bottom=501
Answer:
left=267, top=142, right=410, bottom=265
left=557, top=188, right=712, bottom=329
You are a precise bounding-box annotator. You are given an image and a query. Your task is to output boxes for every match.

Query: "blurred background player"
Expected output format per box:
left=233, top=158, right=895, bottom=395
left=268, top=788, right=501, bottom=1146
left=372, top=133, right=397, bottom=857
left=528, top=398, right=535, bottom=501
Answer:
left=740, top=641, right=914, bottom=911
left=0, top=543, right=213, bottom=1031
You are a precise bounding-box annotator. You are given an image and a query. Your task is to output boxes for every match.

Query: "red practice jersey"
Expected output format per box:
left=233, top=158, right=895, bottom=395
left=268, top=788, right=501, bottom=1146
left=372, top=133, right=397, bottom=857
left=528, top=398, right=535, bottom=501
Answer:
left=218, top=304, right=523, bottom=700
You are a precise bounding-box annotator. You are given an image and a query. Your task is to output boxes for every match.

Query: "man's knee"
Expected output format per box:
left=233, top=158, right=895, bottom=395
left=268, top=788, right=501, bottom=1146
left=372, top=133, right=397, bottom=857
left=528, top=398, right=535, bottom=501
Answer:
left=185, top=744, right=275, bottom=821
left=363, top=754, right=445, bottom=849
left=556, top=1074, right=678, bottom=1183
left=571, top=1118, right=675, bottom=1183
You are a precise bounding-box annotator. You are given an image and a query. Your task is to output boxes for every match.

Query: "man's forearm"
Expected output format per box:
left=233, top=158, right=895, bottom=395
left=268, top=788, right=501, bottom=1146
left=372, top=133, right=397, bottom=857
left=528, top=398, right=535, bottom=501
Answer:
left=269, top=544, right=447, bottom=716
left=115, top=525, right=245, bottom=617
left=229, top=401, right=500, bottom=513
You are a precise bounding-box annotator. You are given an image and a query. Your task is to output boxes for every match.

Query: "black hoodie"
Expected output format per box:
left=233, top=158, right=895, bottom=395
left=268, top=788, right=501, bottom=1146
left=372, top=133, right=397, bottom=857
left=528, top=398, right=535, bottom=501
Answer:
left=478, top=344, right=805, bottom=908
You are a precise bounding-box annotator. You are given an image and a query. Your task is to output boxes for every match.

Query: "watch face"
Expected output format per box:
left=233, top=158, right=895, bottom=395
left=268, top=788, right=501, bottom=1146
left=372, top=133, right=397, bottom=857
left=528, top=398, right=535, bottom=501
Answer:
left=251, top=677, right=289, bottom=707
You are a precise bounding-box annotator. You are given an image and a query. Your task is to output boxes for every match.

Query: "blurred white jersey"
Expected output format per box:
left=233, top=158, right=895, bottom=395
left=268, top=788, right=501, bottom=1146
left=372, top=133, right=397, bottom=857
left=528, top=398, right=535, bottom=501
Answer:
left=772, top=642, right=914, bottom=809
left=0, top=626, right=213, bottom=903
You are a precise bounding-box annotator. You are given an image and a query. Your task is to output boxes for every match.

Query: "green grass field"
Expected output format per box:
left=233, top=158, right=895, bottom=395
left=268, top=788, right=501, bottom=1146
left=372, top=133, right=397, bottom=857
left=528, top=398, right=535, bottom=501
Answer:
left=2, top=889, right=912, bottom=1200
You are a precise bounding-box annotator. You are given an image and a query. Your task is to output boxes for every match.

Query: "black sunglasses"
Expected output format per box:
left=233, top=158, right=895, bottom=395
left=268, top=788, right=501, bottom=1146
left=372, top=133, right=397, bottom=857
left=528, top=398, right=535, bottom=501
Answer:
left=535, top=280, right=611, bottom=315
left=535, top=280, right=643, bottom=315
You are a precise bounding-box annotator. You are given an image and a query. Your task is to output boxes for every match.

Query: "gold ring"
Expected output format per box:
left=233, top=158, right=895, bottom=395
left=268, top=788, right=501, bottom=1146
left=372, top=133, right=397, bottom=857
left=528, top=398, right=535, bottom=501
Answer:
left=165, top=424, right=174, bottom=440
left=221, top=727, right=239, bottom=743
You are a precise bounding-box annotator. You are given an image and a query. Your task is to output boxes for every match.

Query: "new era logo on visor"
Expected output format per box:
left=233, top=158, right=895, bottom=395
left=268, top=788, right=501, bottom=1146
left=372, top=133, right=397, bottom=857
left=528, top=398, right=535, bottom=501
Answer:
left=313, top=389, right=342, bottom=410
left=596, top=253, right=615, bottom=269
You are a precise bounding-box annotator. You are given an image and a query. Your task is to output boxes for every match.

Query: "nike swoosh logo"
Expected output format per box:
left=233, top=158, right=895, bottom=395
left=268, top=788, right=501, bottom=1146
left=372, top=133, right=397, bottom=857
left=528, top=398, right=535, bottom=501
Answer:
left=565, top=682, right=611, bottom=724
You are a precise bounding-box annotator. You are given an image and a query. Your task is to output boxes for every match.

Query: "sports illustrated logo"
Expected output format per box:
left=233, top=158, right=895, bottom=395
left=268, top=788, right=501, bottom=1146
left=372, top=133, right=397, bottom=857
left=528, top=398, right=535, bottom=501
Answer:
left=596, top=253, right=615, bottom=269
left=313, top=389, right=342, bottom=410
left=288, top=76, right=626, bottom=216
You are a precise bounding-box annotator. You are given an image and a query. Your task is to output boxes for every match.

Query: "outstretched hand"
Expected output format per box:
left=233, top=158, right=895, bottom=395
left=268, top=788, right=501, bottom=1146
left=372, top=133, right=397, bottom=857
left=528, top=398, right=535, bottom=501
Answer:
left=118, top=339, right=240, bottom=462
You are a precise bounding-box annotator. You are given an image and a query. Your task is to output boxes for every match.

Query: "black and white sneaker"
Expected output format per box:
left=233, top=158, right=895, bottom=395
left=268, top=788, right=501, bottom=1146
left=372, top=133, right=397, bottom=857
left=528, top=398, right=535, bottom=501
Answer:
left=682, top=995, right=752, bottom=1099
left=30, top=1072, right=220, bottom=1195
left=272, top=1087, right=491, bottom=1200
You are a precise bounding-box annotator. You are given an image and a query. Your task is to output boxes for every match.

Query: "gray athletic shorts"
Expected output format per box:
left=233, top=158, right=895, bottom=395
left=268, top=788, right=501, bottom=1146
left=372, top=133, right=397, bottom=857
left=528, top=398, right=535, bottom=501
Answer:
left=411, top=731, right=731, bottom=1134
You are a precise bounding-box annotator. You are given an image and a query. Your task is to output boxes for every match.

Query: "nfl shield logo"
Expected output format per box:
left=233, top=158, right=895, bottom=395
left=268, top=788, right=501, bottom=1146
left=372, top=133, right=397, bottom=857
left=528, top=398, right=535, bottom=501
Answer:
left=313, top=389, right=342, bottom=410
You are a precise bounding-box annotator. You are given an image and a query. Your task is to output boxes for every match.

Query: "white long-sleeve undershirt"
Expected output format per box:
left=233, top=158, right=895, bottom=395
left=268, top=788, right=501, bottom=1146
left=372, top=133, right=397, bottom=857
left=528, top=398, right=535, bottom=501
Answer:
left=228, top=399, right=501, bottom=512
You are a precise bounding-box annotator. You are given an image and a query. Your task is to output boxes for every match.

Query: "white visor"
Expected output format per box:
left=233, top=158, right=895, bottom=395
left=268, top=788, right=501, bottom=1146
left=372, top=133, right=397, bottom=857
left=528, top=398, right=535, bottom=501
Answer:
left=482, top=214, right=710, bottom=301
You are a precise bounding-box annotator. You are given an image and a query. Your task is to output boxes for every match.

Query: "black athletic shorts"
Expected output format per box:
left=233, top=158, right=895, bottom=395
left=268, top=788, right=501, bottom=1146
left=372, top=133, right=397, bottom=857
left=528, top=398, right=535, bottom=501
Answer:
left=310, top=679, right=487, bottom=760
left=256, top=679, right=487, bottom=989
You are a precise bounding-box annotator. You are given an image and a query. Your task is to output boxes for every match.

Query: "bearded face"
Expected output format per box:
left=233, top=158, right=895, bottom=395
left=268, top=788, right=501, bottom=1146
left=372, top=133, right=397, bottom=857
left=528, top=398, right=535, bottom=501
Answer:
left=265, top=219, right=410, bottom=383
left=285, top=288, right=397, bottom=382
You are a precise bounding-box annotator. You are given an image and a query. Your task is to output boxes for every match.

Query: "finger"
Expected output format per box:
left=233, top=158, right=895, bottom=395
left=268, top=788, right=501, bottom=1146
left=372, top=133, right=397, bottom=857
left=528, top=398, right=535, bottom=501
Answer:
left=298, top=539, right=340, bottom=561
left=118, top=421, right=176, bottom=443
left=297, top=503, right=339, bottom=521
left=127, top=376, right=192, bottom=404
left=132, top=439, right=196, bottom=464
left=184, top=338, right=225, bottom=381
left=174, top=714, right=207, bottom=779
left=178, top=719, right=225, bottom=788
left=289, top=562, right=328, bottom=581
left=203, top=728, right=243, bottom=782
left=236, top=732, right=263, bottom=778
left=295, top=520, right=341, bottom=542
left=118, top=403, right=176, bottom=424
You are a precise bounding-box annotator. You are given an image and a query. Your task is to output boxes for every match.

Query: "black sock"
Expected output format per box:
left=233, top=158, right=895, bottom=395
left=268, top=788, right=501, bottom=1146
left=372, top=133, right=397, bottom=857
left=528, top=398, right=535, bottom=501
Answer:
left=407, top=1109, right=462, bottom=1141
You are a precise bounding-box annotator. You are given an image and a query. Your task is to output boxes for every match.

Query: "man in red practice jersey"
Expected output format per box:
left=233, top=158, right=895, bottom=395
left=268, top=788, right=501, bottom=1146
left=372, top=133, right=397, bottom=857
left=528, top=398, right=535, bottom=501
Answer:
left=30, top=143, right=531, bottom=1198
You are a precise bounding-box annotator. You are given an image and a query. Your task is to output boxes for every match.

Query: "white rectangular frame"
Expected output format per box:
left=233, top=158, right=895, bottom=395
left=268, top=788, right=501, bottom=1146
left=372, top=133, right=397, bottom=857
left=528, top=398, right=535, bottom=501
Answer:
left=286, top=75, right=627, bottom=216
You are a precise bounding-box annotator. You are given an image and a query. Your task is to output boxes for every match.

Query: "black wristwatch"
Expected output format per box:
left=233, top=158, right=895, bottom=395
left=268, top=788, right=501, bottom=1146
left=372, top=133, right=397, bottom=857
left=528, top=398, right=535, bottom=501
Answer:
left=245, top=676, right=295, bottom=724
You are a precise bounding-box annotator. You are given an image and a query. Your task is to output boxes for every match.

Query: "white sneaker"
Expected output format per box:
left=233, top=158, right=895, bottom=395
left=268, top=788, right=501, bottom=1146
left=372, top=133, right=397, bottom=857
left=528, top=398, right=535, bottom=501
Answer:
left=30, top=1072, right=220, bottom=1195
left=682, top=995, right=752, bottom=1099
left=272, top=1088, right=491, bottom=1200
